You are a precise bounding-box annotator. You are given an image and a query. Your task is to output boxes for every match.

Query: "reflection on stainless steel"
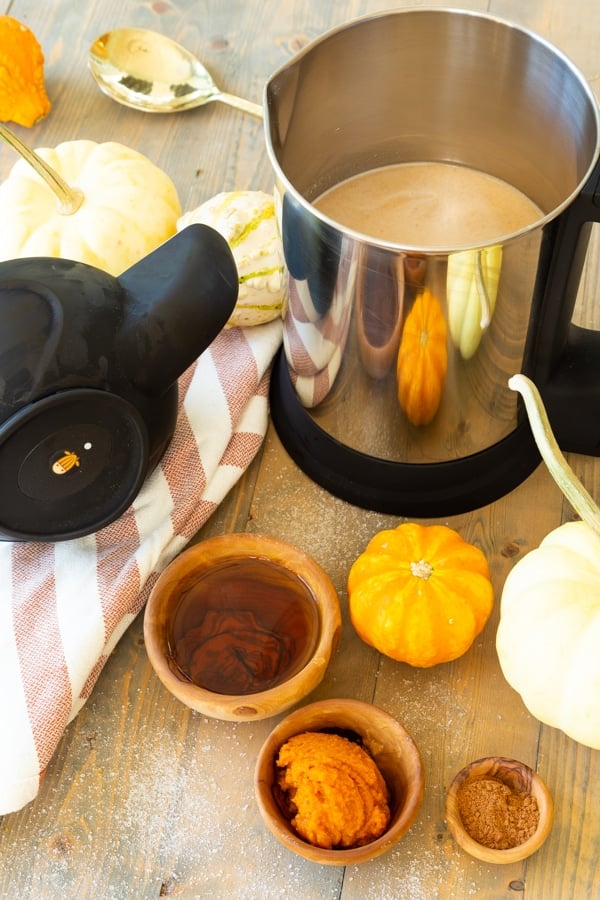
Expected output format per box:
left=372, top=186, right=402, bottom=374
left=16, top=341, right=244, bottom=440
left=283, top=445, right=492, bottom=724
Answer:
left=447, top=246, right=503, bottom=360
left=356, top=248, right=404, bottom=379
left=404, top=256, right=428, bottom=288
left=265, top=8, right=599, bottom=478
left=280, top=191, right=356, bottom=407
left=397, top=288, right=448, bottom=427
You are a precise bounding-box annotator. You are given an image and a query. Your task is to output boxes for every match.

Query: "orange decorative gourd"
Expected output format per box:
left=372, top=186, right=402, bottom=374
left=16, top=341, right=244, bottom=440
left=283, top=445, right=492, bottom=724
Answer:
left=397, top=288, right=448, bottom=426
left=0, top=16, right=51, bottom=127
left=348, top=523, right=494, bottom=667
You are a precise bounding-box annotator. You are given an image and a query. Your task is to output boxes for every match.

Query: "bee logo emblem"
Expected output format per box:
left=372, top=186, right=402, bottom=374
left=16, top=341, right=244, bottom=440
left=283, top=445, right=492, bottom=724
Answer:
left=52, top=450, right=81, bottom=475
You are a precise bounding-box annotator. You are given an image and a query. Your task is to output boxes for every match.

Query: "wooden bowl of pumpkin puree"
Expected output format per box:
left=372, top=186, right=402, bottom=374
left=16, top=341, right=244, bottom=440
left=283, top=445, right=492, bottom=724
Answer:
left=254, top=698, right=424, bottom=865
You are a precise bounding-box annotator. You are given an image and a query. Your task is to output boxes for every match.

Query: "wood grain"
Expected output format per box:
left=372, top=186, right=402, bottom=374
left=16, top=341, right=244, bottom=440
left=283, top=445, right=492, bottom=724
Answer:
left=0, top=1, right=599, bottom=898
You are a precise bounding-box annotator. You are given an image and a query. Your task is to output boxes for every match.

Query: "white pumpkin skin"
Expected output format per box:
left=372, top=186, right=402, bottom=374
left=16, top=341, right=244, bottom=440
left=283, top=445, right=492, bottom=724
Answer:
left=496, top=520, right=600, bottom=750
left=0, top=140, right=182, bottom=276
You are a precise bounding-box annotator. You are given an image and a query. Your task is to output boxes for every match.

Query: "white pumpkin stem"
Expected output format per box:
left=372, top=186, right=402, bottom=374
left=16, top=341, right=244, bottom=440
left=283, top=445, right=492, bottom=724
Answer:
left=0, top=123, right=83, bottom=215
left=509, top=373, right=600, bottom=532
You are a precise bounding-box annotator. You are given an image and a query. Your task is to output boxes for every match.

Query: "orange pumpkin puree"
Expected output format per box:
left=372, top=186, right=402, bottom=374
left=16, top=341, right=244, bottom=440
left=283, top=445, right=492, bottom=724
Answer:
left=276, top=731, right=391, bottom=849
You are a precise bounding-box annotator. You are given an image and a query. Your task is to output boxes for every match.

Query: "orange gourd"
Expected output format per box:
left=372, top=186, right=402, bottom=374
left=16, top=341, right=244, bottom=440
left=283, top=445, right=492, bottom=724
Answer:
left=348, top=523, right=494, bottom=667
left=397, top=288, right=447, bottom=426
left=0, top=16, right=51, bottom=127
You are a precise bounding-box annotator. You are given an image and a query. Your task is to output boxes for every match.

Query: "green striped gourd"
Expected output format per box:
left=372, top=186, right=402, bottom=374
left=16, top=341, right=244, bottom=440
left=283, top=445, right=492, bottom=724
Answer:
left=178, top=190, right=286, bottom=328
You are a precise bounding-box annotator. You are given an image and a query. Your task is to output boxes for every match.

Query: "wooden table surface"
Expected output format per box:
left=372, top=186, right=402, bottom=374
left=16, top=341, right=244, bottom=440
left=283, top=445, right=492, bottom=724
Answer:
left=1, top=1, right=599, bottom=897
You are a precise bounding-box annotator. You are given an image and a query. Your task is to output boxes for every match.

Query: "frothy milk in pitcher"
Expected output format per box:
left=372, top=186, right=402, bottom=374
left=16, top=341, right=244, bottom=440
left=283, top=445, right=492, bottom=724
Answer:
left=315, top=161, right=541, bottom=247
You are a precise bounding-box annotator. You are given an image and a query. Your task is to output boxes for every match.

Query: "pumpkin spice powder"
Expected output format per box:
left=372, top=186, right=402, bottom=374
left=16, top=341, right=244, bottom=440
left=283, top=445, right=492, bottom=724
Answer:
left=456, top=777, right=540, bottom=850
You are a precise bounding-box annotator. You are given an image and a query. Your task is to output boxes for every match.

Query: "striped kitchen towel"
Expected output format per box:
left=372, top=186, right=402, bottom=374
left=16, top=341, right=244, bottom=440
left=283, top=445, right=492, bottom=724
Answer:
left=0, top=318, right=282, bottom=814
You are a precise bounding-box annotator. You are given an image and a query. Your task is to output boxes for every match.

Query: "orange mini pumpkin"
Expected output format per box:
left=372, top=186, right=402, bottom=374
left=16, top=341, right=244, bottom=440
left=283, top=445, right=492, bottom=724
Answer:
left=0, top=16, right=51, bottom=127
left=348, top=523, right=494, bottom=667
left=397, top=288, right=447, bottom=426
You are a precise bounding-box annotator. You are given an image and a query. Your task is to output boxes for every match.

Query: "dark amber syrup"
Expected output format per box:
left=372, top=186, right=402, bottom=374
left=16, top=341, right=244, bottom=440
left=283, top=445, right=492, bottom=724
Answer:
left=167, top=557, right=320, bottom=695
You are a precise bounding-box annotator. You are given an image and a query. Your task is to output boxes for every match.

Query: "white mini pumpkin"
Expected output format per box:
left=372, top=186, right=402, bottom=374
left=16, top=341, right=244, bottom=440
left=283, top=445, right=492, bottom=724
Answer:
left=178, top=190, right=286, bottom=328
left=497, top=374, right=600, bottom=750
left=0, top=139, right=182, bottom=275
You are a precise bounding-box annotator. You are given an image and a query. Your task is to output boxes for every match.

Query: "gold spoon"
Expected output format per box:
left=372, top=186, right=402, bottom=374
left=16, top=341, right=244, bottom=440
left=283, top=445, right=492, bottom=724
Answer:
left=88, top=27, right=263, bottom=118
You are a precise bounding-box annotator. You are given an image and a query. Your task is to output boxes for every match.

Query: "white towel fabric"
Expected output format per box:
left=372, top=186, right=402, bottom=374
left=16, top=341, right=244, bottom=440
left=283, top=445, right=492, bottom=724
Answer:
left=0, top=319, right=282, bottom=814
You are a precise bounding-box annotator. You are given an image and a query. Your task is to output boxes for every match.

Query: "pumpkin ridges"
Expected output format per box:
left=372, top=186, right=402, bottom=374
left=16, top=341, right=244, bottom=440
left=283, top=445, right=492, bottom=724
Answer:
left=497, top=574, right=600, bottom=747
left=430, top=571, right=494, bottom=629
left=0, top=139, right=182, bottom=276
left=558, top=618, right=600, bottom=740
left=358, top=523, right=492, bottom=584
left=0, top=16, right=51, bottom=127
left=405, top=583, right=480, bottom=664
left=348, top=522, right=494, bottom=667
left=349, top=576, right=413, bottom=653
left=363, top=522, right=451, bottom=557
left=397, top=288, right=448, bottom=426
left=500, top=540, right=600, bottom=609
left=350, top=573, right=487, bottom=666
left=498, top=376, right=600, bottom=749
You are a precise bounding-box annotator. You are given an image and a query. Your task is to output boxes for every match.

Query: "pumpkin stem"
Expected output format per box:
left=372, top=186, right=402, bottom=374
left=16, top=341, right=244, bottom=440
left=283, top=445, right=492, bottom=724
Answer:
left=0, top=123, right=84, bottom=215
left=410, top=559, right=433, bottom=580
left=509, top=373, right=600, bottom=532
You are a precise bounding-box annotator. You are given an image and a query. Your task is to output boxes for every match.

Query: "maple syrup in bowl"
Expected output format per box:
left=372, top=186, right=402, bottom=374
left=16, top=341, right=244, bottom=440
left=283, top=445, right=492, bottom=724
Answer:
left=143, top=533, right=342, bottom=721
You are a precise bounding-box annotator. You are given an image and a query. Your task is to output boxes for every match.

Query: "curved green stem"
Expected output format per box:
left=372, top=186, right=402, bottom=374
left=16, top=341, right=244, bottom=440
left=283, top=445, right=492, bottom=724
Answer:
left=509, top=373, right=600, bottom=533
left=0, top=123, right=84, bottom=215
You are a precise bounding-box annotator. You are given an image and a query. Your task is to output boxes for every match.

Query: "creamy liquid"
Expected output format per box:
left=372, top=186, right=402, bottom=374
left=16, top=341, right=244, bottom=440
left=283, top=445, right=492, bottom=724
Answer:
left=315, top=162, right=542, bottom=248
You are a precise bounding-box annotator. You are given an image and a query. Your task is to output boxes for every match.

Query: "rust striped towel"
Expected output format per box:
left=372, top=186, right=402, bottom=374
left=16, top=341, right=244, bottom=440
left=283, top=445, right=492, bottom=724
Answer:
left=0, top=319, right=282, bottom=814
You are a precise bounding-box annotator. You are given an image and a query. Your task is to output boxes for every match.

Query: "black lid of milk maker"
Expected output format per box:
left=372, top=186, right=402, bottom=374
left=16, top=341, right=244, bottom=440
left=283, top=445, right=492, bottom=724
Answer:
left=0, top=389, right=148, bottom=541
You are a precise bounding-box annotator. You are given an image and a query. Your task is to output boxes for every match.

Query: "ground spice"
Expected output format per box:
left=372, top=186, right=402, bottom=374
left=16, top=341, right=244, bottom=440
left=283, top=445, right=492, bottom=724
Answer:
left=457, top=777, right=539, bottom=850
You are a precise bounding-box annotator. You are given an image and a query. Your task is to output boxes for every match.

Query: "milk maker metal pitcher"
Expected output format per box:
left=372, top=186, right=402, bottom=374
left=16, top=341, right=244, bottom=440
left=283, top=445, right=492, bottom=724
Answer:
left=264, top=8, right=600, bottom=515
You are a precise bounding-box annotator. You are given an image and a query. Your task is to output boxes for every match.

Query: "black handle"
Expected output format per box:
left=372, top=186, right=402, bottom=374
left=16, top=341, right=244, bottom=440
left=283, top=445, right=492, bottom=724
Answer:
left=118, top=224, right=238, bottom=396
left=525, top=155, right=600, bottom=454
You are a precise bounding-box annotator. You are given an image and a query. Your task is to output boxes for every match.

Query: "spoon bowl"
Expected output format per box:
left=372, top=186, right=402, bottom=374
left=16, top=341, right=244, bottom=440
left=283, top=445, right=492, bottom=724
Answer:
left=89, top=27, right=263, bottom=118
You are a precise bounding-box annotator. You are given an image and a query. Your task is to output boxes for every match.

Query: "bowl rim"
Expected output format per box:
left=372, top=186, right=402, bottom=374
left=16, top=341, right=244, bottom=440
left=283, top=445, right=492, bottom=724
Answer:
left=445, top=754, right=554, bottom=864
left=254, top=697, right=425, bottom=865
left=143, top=532, right=342, bottom=719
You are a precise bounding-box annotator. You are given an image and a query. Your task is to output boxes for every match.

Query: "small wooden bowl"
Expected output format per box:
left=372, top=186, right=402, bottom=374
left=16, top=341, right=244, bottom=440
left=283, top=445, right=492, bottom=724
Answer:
left=143, top=533, right=342, bottom=722
left=446, top=756, right=554, bottom=864
left=254, top=698, right=424, bottom=865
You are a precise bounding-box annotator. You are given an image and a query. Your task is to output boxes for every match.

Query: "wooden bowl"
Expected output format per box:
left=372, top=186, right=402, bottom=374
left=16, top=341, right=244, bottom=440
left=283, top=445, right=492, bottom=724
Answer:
left=446, top=756, right=554, bottom=864
left=254, top=698, right=424, bottom=865
left=143, top=533, right=342, bottom=722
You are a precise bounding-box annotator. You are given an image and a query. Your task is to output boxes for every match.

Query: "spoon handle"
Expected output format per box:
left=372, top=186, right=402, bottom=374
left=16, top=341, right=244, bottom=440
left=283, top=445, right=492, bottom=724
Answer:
left=0, top=123, right=84, bottom=214
left=217, top=92, right=263, bottom=119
